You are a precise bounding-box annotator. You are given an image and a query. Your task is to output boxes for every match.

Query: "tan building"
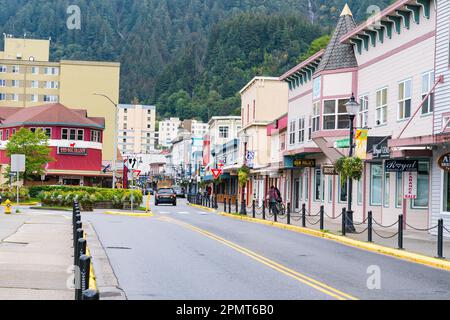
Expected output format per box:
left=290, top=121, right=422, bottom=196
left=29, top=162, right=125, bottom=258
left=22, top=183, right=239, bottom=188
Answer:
left=0, top=36, right=120, bottom=162
left=118, top=104, right=156, bottom=155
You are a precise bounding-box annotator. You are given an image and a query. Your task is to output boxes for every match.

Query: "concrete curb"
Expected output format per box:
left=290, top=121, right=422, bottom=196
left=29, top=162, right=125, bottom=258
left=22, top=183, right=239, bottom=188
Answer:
left=84, top=222, right=127, bottom=300
left=187, top=203, right=216, bottom=212
left=103, top=211, right=154, bottom=217
left=216, top=212, right=450, bottom=272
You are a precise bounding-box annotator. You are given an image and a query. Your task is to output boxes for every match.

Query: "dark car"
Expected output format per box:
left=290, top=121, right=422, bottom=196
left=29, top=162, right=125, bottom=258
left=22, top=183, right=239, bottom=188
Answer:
left=155, top=188, right=177, bottom=206
left=173, top=186, right=186, bottom=198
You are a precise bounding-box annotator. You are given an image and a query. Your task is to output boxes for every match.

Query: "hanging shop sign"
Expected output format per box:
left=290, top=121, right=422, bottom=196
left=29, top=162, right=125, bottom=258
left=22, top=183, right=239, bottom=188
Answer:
left=438, top=153, right=450, bottom=171
left=57, top=147, right=87, bottom=156
left=385, top=160, right=418, bottom=172
left=367, top=136, right=391, bottom=159
left=403, top=171, right=418, bottom=199
left=293, top=159, right=316, bottom=168
left=322, top=166, right=338, bottom=176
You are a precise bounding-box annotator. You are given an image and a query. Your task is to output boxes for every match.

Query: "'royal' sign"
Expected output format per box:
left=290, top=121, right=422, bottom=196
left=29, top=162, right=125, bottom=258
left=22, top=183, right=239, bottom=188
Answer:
left=385, top=160, right=418, bottom=172
left=58, top=147, right=87, bottom=156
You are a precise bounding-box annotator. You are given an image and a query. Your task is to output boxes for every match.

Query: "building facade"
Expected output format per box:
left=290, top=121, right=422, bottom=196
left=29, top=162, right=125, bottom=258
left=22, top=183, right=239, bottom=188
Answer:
left=0, top=103, right=107, bottom=186
left=118, top=104, right=156, bottom=155
left=0, top=36, right=120, bottom=163
left=158, top=117, right=181, bottom=147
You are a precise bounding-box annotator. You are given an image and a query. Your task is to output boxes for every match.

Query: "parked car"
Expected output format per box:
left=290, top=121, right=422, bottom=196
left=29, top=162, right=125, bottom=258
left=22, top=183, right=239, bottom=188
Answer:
left=144, top=187, right=154, bottom=195
left=173, top=186, right=186, bottom=198
left=155, top=188, right=177, bottom=206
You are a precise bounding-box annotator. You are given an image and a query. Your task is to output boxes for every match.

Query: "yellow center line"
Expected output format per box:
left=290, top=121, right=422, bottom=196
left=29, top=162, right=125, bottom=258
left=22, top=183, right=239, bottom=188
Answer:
left=158, top=216, right=358, bottom=300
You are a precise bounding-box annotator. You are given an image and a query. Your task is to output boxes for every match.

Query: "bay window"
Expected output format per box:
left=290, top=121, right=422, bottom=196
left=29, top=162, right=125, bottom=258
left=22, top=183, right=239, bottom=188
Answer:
left=323, top=99, right=350, bottom=130
left=289, top=120, right=296, bottom=145
left=312, top=102, right=320, bottom=132
left=298, top=117, right=305, bottom=143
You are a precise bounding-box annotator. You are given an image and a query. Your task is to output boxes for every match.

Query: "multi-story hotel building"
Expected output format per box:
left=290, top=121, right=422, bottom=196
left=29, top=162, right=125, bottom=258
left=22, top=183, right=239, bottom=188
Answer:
left=118, top=104, right=156, bottom=155
left=158, top=117, right=181, bottom=147
left=0, top=36, right=120, bottom=164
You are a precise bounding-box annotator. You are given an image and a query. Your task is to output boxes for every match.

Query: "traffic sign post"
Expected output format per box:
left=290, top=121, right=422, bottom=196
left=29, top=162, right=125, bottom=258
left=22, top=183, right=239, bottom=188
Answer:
left=212, top=169, right=222, bottom=180
left=11, top=154, right=25, bottom=208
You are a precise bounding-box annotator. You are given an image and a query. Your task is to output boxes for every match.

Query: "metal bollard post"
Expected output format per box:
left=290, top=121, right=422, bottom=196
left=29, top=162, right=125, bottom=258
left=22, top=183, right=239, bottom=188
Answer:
left=224, top=198, right=227, bottom=212
left=235, top=199, right=238, bottom=214
left=368, top=211, right=373, bottom=243
left=73, top=220, right=82, bottom=248
left=302, top=204, right=306, bottom=228
left=75, top=238, right=87, bottom=268
left=274, top=210, right=277, bottom=223
left=228, top=199, right=232, bottom=214
left=252, top=200, right=256, bottom=219
left=437, top=219, right=444, bottom=259
left=82, top=289, right=100, bottom=300
left=398, top=215, right=404, bottom=250
left=287, top=206, right=291, bottom=225
left=76, top=255, right=91, bottom=301
left=320, top=206, right=324, bottom=231
left=342, top=208, right=346, bottom=236
left=262, top=201, right=266, bottom=220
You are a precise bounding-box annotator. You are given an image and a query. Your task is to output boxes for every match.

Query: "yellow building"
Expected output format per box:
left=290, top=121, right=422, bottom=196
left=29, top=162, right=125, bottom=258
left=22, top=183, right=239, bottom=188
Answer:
left=0, top=36, right=120, bottom=162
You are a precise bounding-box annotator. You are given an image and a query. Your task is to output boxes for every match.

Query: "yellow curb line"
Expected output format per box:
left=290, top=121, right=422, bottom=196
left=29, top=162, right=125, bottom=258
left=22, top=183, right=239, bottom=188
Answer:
left=187, top=203, right=216, bottom=213
left=218, top=212, right=450, bottom=272
left=85, top=245, right=97, bottom=291
left=104, top=211, right=154, bottom=217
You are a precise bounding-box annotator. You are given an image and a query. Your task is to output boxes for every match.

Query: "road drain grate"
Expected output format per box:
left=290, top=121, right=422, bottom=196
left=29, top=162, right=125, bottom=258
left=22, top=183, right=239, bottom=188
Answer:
left=107, top=246, right=132, bottom=250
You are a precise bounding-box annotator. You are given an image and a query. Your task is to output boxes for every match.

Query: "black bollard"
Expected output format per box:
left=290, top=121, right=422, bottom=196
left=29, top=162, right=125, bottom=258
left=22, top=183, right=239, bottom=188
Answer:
left=76, top=255, right=91, bottom=301
left=341, top=208, right=346, bottom=236
left=302, top=204, right=306, bottom=228
left=437, top=219, right=444, bottom=259
left=252, top=200, right=256, bottom=218
left=368, top=211, right=373, bottom=243
left=320, top=206, right=324, bottom=231
left=274, top=210, right=277, bottom=223
left=235, top=199, right=238, bottom=214
left=262, top=201, right=266, bottom=220
left=75, top=238, right=87, bottom=268
left=224, top=198, right=227, bottom=212
left=82, top=289, right=100, bottom=300
left=287, top=209, right=291, bottom=225
left=398, top=215, right=404, bottom=250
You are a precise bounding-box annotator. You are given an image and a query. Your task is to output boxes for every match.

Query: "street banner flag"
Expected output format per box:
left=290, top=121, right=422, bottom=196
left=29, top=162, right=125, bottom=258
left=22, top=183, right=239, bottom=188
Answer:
left=355, top=129, right=368, bottom=160
left=212, top=169, right=222, bottom=180
left=403, top=171, right=418, bottom=199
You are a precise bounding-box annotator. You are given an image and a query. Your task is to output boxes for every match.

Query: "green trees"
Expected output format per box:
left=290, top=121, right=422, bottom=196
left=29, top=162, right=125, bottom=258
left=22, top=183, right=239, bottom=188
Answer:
left=5, top=128, right=54, bottom=180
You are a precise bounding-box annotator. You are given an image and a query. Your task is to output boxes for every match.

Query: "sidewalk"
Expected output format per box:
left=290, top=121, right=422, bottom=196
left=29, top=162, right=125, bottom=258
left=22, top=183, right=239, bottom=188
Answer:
left=0, top=209, right=74, bottom=300
left=214, top=202, right=450, bottom=261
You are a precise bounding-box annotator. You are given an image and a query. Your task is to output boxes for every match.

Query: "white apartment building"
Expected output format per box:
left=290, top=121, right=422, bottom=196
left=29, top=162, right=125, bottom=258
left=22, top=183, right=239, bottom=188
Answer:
left=118, top=104, right=156, bottom=155
left=158, top=117, right=181, bottom=147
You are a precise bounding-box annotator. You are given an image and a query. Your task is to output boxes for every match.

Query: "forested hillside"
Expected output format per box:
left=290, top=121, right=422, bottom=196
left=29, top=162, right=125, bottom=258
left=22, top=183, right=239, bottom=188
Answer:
left=0, top=0, right=393, bottom=121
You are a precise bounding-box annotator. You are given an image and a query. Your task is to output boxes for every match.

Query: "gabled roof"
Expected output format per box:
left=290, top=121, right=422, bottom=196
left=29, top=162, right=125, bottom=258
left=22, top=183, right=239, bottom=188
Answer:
left=0, top=103, right=104, bottom=129
left=315, top=4, right=358, bottom=73
left=279, top=49, right=324, bottom=81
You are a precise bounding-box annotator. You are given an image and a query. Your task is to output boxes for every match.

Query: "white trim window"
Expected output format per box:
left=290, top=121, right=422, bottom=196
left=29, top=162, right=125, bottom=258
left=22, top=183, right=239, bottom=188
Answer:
left=77, top=129, right=84, bottom=141
left=0, top=80, right=5, bottom=87
left=11, top=94, right=19, bottom=101
left=398, top=79, right=412, bottom=120
left=11, top=80, right=19, bottom=87
left=421, top=71, right=434, bottom=115
left=0, top=130, right=3, bottom=140
left=323, top=99, right=349, bottom=130
left=376, top=87, right=388, bottom=125
left=31, top=80, right=39, bottom=88
left=289, top=120, right=296, bottom=145
left=370, top=164, right=383, bottom=206
left=298, top=117, right=305, bottom=143
left=0, top=93, right=5, bottom=101
left=62, top=128, right=83, bottom=140
left=43, top=95, right=59, bottom=102
left=312, top=102, right=320, bottom=132
left=31, top=66, right=39, bottom=75
left=0, top=65, right=6, bottom=73
left=358, top=95, right=369, bottom=128
left=395, top=172, right=403, bottom=208
left=11, top=65, right=20, bottom=74
left=46, top=81, right=59, bottom=89
left=31, top=94, right=38, bottom=102
left=45, top=67, right=59, bottom=75
left=218, top=126, right=229, bottom=139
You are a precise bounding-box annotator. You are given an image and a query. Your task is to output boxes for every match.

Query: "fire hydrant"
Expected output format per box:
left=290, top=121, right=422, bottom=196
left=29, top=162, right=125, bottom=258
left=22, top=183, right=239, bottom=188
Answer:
left=4, top=199, right=12, bottom=215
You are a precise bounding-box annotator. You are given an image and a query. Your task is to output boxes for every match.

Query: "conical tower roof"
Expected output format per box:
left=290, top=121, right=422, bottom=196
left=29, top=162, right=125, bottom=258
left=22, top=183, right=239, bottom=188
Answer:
left=315, top=4, right=357, bottom=73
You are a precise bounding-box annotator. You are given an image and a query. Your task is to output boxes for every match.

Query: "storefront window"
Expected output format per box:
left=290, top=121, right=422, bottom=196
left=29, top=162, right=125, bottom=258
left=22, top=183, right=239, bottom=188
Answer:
left=328, top=176, right=333, bottom=203
left=357, top=178, right=362, bottom=205
left=314, top=169, right=322, bottom=201
left=305, top=170, right=309, bottom=201
left=370, top=164, right=382, bottom=205
left=396, top=172, right=403, bottom=208
left=384, top=172, right=390, bottom=208
left=339, top=176, right=347, bottom=203
left=413, top=162, right=429, bottom=209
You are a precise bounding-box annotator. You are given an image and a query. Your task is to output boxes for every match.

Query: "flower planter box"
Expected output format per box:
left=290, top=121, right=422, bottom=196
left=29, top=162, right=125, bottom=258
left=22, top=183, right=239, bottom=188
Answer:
left=94, top=201, right=114, bottom=209
left=80, top=203, right=94, bottom=212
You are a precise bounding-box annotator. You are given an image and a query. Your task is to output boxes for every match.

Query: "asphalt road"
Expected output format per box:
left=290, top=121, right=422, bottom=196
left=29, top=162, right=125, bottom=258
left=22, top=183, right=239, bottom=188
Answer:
left=86, top=198, right=450, bottom=300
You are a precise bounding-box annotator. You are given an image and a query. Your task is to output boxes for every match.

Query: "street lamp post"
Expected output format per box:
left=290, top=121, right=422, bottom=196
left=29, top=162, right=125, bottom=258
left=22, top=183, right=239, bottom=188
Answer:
left=240, top=130, right=249, bottom=215
left=94, top=93, right=118, bottom=189
left=345, top=94, right=360, bottom=233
